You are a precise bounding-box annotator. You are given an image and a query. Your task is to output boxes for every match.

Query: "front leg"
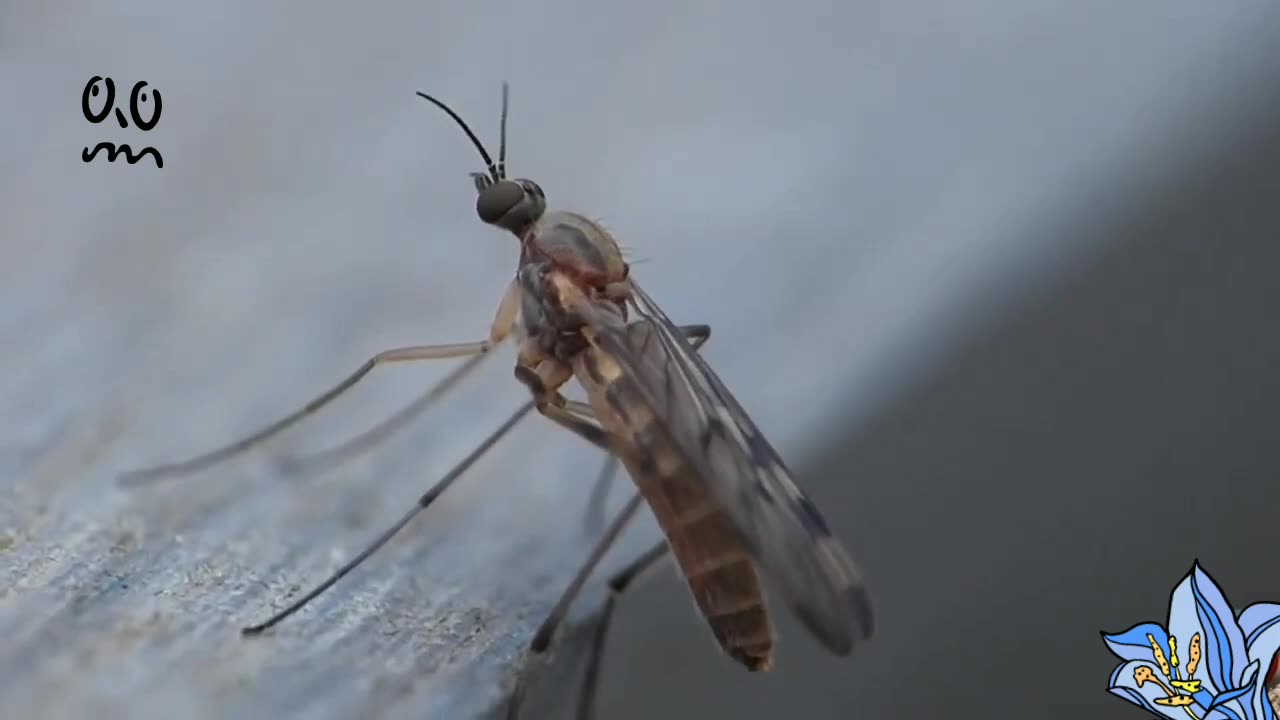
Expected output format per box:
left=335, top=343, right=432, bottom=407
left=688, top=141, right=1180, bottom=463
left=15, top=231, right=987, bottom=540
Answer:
left=514, top=322, right=711, bottom=447
left=513, top=361, right=616, bottom=453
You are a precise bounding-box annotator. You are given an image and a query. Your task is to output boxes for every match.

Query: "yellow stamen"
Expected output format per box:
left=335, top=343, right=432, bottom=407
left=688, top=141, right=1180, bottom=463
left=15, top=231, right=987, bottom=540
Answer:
left=1171, top=680, right=1202, bottom=693
left=1154, top=695, right=1195, bottom=708
left=1170, top=636, right=1180, bottom=669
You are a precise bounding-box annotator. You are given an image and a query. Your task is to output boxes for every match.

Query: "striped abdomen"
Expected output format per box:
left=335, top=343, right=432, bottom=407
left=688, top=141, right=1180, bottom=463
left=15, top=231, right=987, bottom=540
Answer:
left=573, top=344, right=776, bottom=671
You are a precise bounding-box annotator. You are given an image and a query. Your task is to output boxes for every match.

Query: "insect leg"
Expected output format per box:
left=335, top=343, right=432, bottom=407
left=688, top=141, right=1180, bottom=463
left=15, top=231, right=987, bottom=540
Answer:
left=515, top=370, right=616, bottom=451
left=581, top=323, right=711, bottom=534
left=239, top=399, right=533, bottom=634
left=118, top=340, right=493, bottom=485
left=509, top=325, right=713, bottom=717
left=581, top=455, right=622, bottom=538
left=506, top=491, right=647, bottom=720
left=576, top=539, right=670, bottom=720
left=274, top=350, right=493, bottom=475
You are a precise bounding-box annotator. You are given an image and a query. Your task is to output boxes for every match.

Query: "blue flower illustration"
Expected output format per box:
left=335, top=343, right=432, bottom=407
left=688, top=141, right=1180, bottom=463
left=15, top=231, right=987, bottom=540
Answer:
left=1103, top=562, right=1280, bottom=720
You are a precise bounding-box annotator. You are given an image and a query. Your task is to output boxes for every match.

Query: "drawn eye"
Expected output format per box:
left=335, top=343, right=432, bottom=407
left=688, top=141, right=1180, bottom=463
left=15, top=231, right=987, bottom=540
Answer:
left=82, top=76, right=115, bottom=124
left=129, top=81, right=162, bottom=131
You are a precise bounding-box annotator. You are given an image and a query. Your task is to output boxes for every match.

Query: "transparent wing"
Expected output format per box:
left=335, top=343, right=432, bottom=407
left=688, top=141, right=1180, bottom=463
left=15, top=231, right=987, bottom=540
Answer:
left=570, top=281, right=873, bottom=655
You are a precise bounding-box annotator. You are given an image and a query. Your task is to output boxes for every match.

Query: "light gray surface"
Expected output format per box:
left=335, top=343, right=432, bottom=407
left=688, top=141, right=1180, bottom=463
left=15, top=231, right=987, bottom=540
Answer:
left=2, top=2, right=1279, bottom=719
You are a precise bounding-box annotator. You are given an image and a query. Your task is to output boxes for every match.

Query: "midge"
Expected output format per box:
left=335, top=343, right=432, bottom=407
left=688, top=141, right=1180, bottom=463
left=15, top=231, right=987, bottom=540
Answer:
left=120, top=83, right=874, bottom=719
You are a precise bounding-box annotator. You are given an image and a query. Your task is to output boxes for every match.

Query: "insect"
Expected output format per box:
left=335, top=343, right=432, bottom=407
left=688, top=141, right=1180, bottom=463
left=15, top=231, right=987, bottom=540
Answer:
left=119, top=83, right=874, bottom=719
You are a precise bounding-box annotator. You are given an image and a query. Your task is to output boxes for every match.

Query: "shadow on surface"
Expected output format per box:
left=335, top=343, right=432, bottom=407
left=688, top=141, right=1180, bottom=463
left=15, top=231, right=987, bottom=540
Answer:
left=594, top=77, right=1280, bottom=720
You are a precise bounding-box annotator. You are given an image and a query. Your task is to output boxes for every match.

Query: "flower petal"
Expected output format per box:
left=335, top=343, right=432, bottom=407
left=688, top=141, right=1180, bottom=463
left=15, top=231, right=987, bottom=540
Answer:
left=1103, top=622, right=1172, bottom=663
left=1170, top=563, right=1248, bottom=693
left=1206, top=659, right=1260, bottom=719
left=1251, top=667, right=1277, bottom=720
left=1244, top=610, right=1280, bottom=720
left=1240, top=603, right=1280, bottom=648
left=1246, top=609, right=1280, bottom=671
left=1193, top=564, right=1249, bottom=684
left=1208, top=706, right=1249, bottom=720
left=1195, top=688, right=1217, bottom=710
left=1171, top=570, right=1222, bottom=695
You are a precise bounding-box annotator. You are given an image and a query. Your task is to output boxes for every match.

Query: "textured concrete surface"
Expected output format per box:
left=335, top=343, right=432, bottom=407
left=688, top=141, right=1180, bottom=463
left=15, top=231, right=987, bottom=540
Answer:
left=3, top=2, right=1279, bottom=719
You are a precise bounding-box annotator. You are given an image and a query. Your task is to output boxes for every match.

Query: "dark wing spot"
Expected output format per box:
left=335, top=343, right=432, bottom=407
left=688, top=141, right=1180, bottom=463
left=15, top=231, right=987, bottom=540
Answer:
left=847, top=584, right=875, bottom=641
left=743, top=430, right=776, bottom=468
left=700, top=416, right=725, bottom=453
left=793, top=493, right=833, bottom=536
left=793, top=602, right=854, bottom=656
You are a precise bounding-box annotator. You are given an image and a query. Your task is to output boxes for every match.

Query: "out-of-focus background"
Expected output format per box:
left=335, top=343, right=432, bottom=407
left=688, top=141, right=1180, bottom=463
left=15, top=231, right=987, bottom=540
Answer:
left=3, top=2, right=1279, bottom=719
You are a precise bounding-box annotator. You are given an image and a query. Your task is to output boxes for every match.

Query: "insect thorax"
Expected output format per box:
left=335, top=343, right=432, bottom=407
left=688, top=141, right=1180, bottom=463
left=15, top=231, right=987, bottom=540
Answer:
left=516, top=212, right=630, bottom=365
left=523, top=211, right=627, bottom=286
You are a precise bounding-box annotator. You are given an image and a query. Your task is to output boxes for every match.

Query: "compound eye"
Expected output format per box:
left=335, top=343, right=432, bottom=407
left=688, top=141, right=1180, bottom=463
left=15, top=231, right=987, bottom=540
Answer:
left=476, top=180, right=523, bottom=225
left=518, top=179, right=544, bottom=199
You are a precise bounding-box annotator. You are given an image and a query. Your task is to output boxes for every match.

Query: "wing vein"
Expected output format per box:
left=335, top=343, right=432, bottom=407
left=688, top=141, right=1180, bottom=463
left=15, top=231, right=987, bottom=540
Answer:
left=569, top=280, right=873, bottom=654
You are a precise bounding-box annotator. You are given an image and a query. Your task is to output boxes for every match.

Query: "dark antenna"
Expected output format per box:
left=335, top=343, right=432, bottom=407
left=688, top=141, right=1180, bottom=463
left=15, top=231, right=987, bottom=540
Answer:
left=415, top=84, right=509, bottom=184
left=497, top=82, right=508, bottom=180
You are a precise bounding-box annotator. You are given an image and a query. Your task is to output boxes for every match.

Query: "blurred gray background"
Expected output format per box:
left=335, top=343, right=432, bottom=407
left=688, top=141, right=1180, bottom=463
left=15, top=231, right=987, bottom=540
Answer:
left=3, top=1, right=1280, bottom=719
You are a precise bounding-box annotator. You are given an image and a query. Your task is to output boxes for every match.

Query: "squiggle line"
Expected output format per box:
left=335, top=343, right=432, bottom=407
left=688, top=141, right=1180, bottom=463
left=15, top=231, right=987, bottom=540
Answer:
left=82, top=142, right=164, bottom=168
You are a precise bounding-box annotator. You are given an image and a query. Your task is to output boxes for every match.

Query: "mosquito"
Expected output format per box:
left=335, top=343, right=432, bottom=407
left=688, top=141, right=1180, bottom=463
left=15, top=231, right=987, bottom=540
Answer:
left=119, top=83, right=874, bottom=719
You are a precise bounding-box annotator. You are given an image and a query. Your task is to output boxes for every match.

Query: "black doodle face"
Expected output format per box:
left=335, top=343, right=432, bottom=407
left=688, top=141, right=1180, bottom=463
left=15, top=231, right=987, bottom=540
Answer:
left=81, top=76, right=164, bottom=168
